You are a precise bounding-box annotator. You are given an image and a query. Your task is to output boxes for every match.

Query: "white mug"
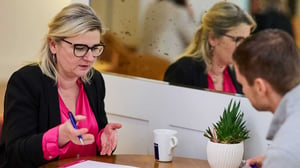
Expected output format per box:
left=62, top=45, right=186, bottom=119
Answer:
left=153, top=129, right=178, bottom=162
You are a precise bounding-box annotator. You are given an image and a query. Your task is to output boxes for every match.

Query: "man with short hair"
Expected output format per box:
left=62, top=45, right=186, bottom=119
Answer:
left=233, top=29, right=300, bottom=168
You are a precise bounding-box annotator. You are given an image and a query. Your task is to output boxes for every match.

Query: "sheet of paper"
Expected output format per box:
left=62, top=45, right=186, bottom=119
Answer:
left=63, top=160, right=138, bottom=168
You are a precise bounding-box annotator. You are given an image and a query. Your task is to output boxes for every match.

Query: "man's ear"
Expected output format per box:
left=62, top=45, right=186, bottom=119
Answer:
left=254, top=78, right=267, bottom=96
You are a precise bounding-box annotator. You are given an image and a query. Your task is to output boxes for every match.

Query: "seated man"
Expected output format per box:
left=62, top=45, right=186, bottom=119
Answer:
left=233, top=29, right=300, bottom=167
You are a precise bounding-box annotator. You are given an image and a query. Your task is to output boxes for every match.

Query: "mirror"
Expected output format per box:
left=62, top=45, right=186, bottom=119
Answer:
left=91, top=0, right=249, bottom=94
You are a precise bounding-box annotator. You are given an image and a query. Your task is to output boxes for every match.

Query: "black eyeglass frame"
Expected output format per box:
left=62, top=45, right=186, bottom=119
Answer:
left=223, top=34, right=246, bottom=46
left=61, top=39, right=105, bottom=57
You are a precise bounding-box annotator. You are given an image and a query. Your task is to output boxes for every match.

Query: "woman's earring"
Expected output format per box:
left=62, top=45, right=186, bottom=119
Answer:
left=52, top=54, right=57, bottom=63
left=209, top=45, right=214, bottom=56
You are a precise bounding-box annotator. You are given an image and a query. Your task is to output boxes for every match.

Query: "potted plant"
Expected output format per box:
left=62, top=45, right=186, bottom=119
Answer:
left=203, top=99, right=249, bottom=168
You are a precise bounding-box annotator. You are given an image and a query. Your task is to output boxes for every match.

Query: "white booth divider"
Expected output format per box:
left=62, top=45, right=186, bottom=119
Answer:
left=102, top=72, right=272, bottom=160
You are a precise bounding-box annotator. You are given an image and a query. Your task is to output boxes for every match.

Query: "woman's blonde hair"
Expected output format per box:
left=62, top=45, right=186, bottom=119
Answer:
left=180, top=1, right=256, bottom=65
left=39, top=3, right=104, bottom=83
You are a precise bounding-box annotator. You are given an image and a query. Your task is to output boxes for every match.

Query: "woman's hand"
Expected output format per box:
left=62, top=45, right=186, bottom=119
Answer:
left=58, top=115, right=95, bottom=147
left=100, top=123, right=122, bottom=155
left=246, top=155, right=264, bottom=168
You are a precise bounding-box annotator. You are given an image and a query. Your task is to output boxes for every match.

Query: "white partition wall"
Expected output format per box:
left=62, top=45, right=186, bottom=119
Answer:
left=102, top=73, right=273, bottom=160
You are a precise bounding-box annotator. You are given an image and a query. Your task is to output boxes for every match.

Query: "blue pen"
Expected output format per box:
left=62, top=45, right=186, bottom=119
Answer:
left=242, top=165, right=257, bottom=168
left=241, top=160, right=258, bottom=168
left=68, top=111, right=84, bottom=145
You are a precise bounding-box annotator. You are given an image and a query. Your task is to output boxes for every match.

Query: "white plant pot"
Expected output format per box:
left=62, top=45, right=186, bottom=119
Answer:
left=206, top=140, right=244, bottom=168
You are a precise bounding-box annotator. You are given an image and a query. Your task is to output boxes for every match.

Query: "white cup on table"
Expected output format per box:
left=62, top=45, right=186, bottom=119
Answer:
left=153, top=129, right=178, bottom=162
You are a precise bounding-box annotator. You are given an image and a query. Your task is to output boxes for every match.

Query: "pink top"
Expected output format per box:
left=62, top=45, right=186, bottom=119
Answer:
left=207, top=67, right=237, bottom=93
left=42, top=80, right=103, bottom=160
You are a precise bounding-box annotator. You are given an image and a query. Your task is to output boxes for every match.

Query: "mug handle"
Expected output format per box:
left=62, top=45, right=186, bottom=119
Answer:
left=168, top=136, right=178, bottom=155
left=170, top=136, right=178, bottom=148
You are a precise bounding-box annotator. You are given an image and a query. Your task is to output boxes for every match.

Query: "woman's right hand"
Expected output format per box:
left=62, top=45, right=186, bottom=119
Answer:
left=246, top=155, right=264, bottom=168
left=58, top=115, right=95, bottom=147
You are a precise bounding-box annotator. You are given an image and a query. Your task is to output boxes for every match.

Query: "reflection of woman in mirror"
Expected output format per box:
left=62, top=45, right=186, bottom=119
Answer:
left=164, top=1, right=256, bottom=94
left=139, top=0, right=197, bottom=63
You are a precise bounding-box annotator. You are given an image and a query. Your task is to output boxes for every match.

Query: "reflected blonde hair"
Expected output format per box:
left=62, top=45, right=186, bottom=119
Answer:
left=180, top=2, right=256, bottom=65
left=39, top=3, right=104, bottom=83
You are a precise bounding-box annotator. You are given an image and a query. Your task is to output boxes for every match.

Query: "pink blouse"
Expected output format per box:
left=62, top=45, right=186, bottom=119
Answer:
left=207, top=67, right=237, bottom=93
left=42, top=80, right=103, bottom=160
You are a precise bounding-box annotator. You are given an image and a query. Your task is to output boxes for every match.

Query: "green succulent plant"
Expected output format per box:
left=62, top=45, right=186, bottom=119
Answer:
left=203, top=99, right=250, bottom=144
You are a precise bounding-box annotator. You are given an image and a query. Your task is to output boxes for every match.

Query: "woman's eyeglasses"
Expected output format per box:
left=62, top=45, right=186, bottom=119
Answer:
left=223, top=34, right=246, bottom=46
left=61, top=39, right=105, bottom=57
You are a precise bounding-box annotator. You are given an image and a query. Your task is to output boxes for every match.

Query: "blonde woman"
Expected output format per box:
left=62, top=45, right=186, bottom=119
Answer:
left=0, top=3, right=121, bottom=167
left=164, top=1, right=256, bottom=94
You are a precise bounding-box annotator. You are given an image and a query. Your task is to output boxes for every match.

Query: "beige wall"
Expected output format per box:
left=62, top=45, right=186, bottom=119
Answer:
left=0, top=0, right=72, bottom=81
